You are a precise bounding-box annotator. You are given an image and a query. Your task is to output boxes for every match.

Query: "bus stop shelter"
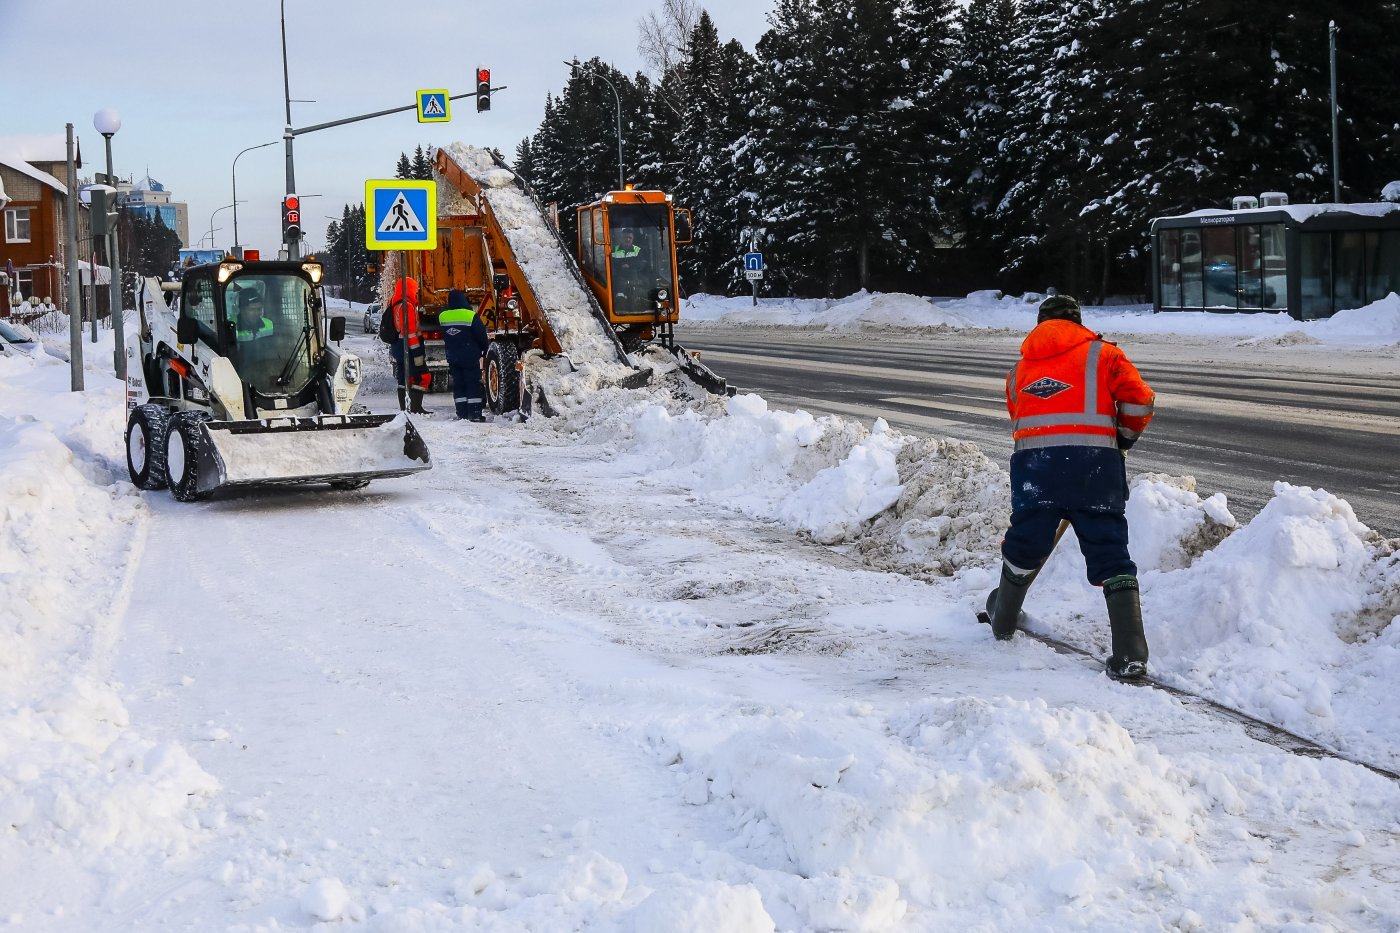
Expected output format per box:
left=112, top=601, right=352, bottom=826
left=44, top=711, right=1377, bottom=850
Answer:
left=1151, top=202, right=1400, bottom=319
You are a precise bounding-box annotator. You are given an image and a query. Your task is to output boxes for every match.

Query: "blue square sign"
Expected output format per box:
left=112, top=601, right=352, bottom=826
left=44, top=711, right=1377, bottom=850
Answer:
left=365, top=180, right=437, bottom=250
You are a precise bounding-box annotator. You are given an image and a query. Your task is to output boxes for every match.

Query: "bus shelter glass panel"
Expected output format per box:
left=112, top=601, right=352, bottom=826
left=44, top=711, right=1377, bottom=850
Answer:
left=1180, top=229, right=1204, bottom=307
left=1202, top=227, right=1238, bottom=308
left=1365, top=231, right=1400, bottom=303
left=1260, top=224, right=1287, bottom=310
left=1299, top=233, right=1332, bottom=320
left=1236, top=225, right=1265, bottom=310
left=1157, top=229, right=1182, bottom=307
left=1334, top=232, right=1366, bottom=313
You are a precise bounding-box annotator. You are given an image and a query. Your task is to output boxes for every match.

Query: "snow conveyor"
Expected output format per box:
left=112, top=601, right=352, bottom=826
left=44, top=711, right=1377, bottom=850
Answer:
left=386, top=143, right=732, bottom=416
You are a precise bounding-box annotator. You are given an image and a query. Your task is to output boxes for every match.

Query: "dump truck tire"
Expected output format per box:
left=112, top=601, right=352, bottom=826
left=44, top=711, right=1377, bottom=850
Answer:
left=485, top=341, right=521, bottom=414
left=166, top=412, right=215, bottom=503
left=126, top=404, right=170, bottom=491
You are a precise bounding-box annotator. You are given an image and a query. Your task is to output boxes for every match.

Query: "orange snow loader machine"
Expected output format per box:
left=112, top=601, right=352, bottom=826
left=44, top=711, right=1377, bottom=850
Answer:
left=412, top=147, right=731, bottom=415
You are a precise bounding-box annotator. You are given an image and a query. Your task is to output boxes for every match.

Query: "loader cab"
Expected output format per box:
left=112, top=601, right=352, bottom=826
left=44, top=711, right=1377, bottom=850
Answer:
left=578, top=190, right=690, bottom=326
left=178, top=260, right=330, bottom=411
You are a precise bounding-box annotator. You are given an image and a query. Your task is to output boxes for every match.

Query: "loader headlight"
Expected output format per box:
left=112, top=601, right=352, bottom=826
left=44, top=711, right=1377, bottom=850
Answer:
left=343, top=357, right=361, bottom=385
left=302, top=261, right=324, bottom=284
left=650, top=287, right=670, bottom=304
left=217, top=261, right=243, bottom=283
left=506, top=298, right=520, bottom=311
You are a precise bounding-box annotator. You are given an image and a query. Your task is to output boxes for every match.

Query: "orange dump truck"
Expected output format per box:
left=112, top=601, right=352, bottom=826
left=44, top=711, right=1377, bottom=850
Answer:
left=380, top=143, right=730, bottom=414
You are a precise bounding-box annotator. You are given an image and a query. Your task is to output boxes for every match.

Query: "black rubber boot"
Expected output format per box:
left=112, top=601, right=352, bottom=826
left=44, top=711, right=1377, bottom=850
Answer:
left=1103, top=574, right=1149, bottom=680
left=396, top=387, right=407, bottom=411
left=408, top=388, right=431, bottom=415
left=983, top=562, right=1035, bottom=641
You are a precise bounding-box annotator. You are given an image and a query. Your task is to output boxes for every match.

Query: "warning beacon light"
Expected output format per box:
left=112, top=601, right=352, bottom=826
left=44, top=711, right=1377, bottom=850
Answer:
left=476, top=68, right=492, bottom=113
left=282, top=194, right=302, bottom=243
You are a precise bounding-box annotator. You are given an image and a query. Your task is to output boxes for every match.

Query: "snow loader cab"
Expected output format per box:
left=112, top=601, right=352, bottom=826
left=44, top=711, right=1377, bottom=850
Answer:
left=125, top=259, right=430, bottom=502
left=578, top=190, right=693, bottom=348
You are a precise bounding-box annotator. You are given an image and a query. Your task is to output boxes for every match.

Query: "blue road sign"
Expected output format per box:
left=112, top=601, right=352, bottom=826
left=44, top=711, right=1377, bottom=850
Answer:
left=743, top=252, right=764, bottom=271
left=365, top=180, right=437, bottom=250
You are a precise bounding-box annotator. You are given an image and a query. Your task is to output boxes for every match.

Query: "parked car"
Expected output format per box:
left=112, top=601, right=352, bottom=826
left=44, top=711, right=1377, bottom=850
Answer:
left=0, top=318, right=40, bottom=358
left=362, top=302, right=383, bottom=334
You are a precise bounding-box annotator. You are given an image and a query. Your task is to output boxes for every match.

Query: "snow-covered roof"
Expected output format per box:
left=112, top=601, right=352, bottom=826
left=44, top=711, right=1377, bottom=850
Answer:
left=1162, top=202, right=1400, bottom=224
left=0, top=133, right=80, bottom=167
left=0, top=150, right=68, bottom=196
left=131, top=175, right=165, bottom=193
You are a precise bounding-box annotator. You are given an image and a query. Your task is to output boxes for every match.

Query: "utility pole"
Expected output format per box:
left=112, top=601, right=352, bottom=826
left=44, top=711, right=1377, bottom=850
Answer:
left=281, top=0, right=299, bottom=259
left=1329, top=21, right=1342, bottom=203
left=64, top=124, right=83, bottom=390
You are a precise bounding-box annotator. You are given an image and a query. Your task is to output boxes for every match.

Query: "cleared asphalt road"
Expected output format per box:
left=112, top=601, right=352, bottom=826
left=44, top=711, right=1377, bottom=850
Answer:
left=681, top=326, right=1400, bottom=538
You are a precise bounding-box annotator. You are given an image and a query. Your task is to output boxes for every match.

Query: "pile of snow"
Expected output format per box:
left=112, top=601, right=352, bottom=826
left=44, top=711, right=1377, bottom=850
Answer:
left=0, top=348, right=217, bottom=877
left=644, top=694, right=1214, bottom=928
left=436, top=143, right=625, bottom=369
left=684, top=289, right=1400, bottom=346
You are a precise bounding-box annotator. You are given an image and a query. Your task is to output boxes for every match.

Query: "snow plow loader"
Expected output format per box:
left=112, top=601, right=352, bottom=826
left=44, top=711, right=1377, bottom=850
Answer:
left=124, top=258, right=431, bottom=502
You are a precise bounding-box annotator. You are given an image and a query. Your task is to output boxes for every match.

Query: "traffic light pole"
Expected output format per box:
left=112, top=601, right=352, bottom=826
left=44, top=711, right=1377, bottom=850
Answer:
left=277, top=90, right=499, bottom=258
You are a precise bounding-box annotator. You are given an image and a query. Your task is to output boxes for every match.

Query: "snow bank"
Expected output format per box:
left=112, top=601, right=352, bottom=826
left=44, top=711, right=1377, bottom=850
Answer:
left=644, top=694, right=1214, bottom=927
left=525, top=339, right=1400, bottom=769
left=685, top=289, right=1400, bottom=346
left=0, top=351, right=217, bottom=871
left=1143, top=483, right=1400, bottom=765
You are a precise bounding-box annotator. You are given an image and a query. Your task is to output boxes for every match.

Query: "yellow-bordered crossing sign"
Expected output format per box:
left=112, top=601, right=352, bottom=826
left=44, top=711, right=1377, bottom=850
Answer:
left=416, top=89, right=450, bottom=123
left=365, top=179, right=437, bottom=251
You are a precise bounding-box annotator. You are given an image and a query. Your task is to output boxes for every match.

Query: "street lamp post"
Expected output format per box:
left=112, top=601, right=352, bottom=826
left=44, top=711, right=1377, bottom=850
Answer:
left=232, top=141, right=277, bottom=256
left=208, top=203, right=242, bottom=253
left=93, top=107, right=127, bottom=380
left=565, top=60, right=625, bottom=191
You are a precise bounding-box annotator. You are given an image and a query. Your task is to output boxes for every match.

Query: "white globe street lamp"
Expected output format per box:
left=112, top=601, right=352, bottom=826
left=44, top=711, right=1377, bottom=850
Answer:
left=93, top=107, right=127, bottom=379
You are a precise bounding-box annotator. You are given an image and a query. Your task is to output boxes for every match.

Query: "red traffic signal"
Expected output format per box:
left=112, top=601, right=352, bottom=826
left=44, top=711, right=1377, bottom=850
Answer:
left=476, top=67, right=491, bottom=113
left=282, top=194, right=302, bottom=243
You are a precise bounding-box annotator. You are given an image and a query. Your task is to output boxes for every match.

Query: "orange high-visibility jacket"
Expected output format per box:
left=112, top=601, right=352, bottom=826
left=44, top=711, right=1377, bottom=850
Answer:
left=1004, top=319, right=1155, bottom=451
left=389, top=277, right=423, bottom=349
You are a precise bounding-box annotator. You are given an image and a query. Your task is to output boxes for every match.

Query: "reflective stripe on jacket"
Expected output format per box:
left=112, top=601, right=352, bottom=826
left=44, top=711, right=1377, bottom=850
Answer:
left=1005, top=319, right=1154, bottom=452
left=392, top=299, right=421, bottom=349
left=235, top=316, right=274, bottom=341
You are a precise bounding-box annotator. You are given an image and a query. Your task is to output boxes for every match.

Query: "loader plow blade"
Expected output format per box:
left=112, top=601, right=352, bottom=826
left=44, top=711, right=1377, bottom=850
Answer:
left=194, top=414, right=431, bottom=494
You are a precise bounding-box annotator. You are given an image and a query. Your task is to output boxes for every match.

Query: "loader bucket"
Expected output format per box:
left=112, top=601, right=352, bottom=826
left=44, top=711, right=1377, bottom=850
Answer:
left=189, top=413, right=431, bottom=495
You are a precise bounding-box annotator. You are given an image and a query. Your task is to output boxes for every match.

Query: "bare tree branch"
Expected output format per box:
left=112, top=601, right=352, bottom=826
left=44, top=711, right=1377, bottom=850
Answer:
left=637, top=0, right=702, bottom=79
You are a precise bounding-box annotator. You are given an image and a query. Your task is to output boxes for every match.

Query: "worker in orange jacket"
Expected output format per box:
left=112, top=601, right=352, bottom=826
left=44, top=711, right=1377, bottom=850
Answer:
left=982, top=295, right=1156, bottom=680
left=386, top=276, right=432, bottom=414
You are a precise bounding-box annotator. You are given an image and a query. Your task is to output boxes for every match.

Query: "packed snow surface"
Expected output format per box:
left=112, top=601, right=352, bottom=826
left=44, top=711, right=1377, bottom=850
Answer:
left=4, top=321, right=1399, bottom=930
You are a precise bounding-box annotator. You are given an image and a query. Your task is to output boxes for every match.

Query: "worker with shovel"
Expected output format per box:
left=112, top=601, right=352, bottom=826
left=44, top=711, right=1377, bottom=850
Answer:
left=981, top=295, right=1156, bottom=680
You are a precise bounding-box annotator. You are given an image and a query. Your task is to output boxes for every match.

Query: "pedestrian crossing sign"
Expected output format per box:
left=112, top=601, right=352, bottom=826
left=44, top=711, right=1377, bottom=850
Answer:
left=365, top=179, right=438, bottom=250
left=416, top=89, right=451, bottom=123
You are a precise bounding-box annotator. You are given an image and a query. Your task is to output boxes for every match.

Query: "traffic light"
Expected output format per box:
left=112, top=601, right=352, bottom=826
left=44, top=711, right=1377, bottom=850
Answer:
left=476, top=68, right=491, bottom=113
left=90, top=188, right=119, bottom=236
left=282, top=194, right=301, bottom=243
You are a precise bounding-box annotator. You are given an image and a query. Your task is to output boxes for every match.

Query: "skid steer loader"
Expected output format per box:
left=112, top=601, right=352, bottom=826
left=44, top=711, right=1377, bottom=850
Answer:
left=124, top=258, right=430, bottom=502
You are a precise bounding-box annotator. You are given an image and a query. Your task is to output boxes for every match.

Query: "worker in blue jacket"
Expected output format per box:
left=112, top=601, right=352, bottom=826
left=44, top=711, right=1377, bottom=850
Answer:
left=440, top=289, right=490, bottom=421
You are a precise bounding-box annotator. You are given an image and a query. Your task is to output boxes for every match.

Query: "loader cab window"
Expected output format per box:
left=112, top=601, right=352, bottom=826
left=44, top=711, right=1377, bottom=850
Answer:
left=225, top=273, right=316, bottom=396
left=182, top=277, right=219, bottom=343
left=607, top=204, right=671, bottom=315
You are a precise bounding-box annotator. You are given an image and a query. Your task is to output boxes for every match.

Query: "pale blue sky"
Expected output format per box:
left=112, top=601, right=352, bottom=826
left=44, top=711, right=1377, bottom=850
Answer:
left=2, top=0, right=772, bottom=257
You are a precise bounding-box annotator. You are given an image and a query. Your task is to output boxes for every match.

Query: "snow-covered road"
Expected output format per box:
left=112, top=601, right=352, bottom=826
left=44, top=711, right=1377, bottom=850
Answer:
left=5, top=322, right=1400, bottom=930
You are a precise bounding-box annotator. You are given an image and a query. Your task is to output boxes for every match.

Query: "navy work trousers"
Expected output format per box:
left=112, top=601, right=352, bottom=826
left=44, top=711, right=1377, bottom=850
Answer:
left=449, top=359, right=484, bottom=419
left=1002, top=445, right=1135, bottom=584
